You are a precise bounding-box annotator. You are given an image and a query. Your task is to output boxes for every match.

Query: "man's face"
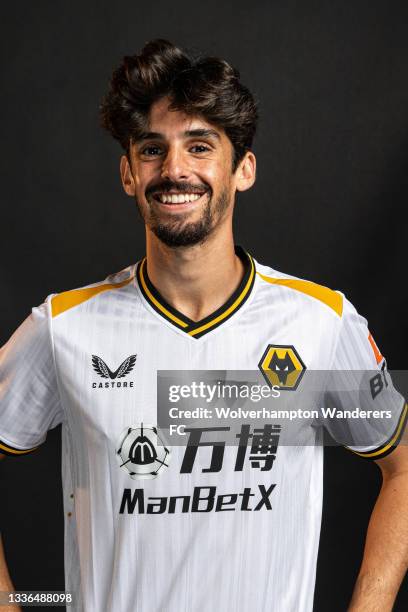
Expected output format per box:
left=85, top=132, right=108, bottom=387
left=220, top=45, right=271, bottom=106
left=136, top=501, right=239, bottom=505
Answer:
left=120, top=97, right=253, bottom=247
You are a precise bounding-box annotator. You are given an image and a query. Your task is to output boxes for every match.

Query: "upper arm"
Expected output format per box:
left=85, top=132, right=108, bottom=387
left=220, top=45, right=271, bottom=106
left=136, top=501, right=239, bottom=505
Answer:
left=322, top=296, right=407, bottom=458
left=0, top=300, right=63, bottom=454
left=374, top=443, right=408, bottom=478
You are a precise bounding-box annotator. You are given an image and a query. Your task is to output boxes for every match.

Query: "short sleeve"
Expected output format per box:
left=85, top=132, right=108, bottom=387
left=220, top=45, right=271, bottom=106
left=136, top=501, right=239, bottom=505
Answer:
left=0, top=297, right=64, bottom=455
left=322, top=295, right=407, bottom=459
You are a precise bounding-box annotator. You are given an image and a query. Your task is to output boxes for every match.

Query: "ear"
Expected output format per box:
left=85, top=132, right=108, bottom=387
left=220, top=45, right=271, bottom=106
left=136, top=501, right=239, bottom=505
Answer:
left=235, top=151, right=256, bottom=192
left=120, top=154, right=136, bottom=196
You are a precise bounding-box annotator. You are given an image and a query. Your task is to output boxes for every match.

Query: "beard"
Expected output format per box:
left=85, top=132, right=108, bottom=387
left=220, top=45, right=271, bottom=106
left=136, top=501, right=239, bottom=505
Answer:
left=137, top=185, right=230, bottom=248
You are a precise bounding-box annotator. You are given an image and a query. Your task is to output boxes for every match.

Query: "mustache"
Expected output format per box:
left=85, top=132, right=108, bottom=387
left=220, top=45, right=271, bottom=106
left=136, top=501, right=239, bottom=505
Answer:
left=146, top=180, right=211, bottom=197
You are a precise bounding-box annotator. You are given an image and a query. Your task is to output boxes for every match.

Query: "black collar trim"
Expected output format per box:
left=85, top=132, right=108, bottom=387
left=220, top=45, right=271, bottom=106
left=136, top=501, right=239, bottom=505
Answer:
left=136, top=246, right=255, bottom=339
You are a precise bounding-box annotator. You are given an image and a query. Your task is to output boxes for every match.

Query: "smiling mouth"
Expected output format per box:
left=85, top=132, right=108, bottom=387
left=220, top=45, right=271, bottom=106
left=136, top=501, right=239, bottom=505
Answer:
left=152, top=191, right=208, bottom=204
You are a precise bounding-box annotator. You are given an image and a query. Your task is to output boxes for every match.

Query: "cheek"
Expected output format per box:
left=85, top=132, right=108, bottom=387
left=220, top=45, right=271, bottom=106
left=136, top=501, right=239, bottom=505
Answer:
left=211, top=168, right=235, bottom=194
left=197, top=161, right=232, bottom=192
left=132, top=167, right=152, bottom=197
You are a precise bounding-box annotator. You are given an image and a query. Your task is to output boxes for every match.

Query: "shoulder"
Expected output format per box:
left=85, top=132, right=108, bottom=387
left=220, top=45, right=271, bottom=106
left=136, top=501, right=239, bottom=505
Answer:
left=49, top=264, right=136, bottom=319
left=254, top=258, right=346, bottom=318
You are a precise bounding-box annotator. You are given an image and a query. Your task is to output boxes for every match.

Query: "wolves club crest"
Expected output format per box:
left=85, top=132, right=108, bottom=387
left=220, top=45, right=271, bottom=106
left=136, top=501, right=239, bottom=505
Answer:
left=258, top=345, right=306, bottom=390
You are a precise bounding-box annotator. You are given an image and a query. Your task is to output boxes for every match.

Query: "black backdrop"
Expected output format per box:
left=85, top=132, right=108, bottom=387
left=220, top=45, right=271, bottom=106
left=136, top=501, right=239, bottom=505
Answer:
left=1, top=1, right=407, bottom=610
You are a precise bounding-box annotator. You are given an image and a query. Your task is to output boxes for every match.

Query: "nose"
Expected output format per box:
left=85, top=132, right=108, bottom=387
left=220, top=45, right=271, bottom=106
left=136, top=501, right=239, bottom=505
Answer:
left=160, top=147, right=190, bottom=182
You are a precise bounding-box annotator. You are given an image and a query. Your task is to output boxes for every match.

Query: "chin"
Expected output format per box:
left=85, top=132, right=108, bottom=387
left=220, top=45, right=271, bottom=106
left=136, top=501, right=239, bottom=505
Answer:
left=152, top=222, right=212, bottom=248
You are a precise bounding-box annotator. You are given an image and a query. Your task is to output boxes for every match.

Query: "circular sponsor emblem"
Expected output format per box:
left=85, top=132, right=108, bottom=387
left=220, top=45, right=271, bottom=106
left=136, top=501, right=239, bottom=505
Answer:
left=116, top=424, right=171, bottom=480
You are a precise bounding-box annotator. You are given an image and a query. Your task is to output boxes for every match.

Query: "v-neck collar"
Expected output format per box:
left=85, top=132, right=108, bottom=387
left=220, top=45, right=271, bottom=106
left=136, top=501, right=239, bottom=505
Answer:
left=136, top=246, right=256, bottom=339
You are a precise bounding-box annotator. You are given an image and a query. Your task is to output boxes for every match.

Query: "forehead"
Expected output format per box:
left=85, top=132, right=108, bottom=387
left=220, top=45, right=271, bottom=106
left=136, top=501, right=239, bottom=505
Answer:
left=147, top=97, right=223, bottom=139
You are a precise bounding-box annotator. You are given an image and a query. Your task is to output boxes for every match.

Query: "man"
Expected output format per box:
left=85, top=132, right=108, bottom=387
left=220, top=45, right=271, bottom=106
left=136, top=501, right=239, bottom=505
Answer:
left=0, top=39, right=407, bottom=612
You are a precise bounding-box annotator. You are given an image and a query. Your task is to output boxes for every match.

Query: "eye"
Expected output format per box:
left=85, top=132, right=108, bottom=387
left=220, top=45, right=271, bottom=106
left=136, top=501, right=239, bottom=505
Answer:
left=141, top=145, right=163, bottom=156
left=190, top=144, right=211, bottom=154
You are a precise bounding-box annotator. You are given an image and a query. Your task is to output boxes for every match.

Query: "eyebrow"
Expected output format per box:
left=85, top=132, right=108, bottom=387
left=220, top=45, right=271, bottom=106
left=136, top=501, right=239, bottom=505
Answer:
left=185, top=129, right=221, bottom=140
left=135, top=128, right=221, bottom=142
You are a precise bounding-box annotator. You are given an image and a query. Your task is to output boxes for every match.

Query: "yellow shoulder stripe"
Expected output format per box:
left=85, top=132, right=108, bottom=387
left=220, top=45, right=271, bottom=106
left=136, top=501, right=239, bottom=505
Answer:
left=52, top=275, right=134, bottom=318
left=256, top=271, right=343, bottom=316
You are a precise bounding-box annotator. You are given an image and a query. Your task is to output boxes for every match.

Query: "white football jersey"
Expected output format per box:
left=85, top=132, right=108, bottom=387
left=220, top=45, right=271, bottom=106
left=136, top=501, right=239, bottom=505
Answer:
left=0, top=247, right=406, bottom=612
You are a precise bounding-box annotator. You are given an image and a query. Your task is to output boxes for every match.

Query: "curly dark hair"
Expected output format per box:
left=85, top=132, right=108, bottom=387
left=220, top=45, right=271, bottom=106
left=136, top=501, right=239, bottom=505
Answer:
left=100, top=39, right=258, bottom=171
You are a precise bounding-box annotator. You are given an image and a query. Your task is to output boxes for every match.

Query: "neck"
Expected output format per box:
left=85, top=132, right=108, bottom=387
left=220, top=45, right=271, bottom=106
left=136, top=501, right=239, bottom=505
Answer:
left=144, top=227, right=244, bottom=322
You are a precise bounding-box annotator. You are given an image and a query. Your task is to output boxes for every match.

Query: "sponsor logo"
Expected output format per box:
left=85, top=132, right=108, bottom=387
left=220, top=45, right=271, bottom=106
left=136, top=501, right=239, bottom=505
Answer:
left=119, top=484, right=276, bottom=514
left=370, top=361, right=389, bottom=399
left=116, top=424, right=171, bottom=480
left=117, top=424, right=281, bottom=514
left=91, top=354, right=136, bottom=388
left=368, top=332, right=384, bottom=365
left=258, top=344, right=306, bottom=390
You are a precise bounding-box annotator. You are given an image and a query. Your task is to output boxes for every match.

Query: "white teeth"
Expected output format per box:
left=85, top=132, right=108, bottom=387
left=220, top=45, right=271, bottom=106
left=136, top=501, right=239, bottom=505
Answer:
left=157, top=193, right=203, bottom=204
